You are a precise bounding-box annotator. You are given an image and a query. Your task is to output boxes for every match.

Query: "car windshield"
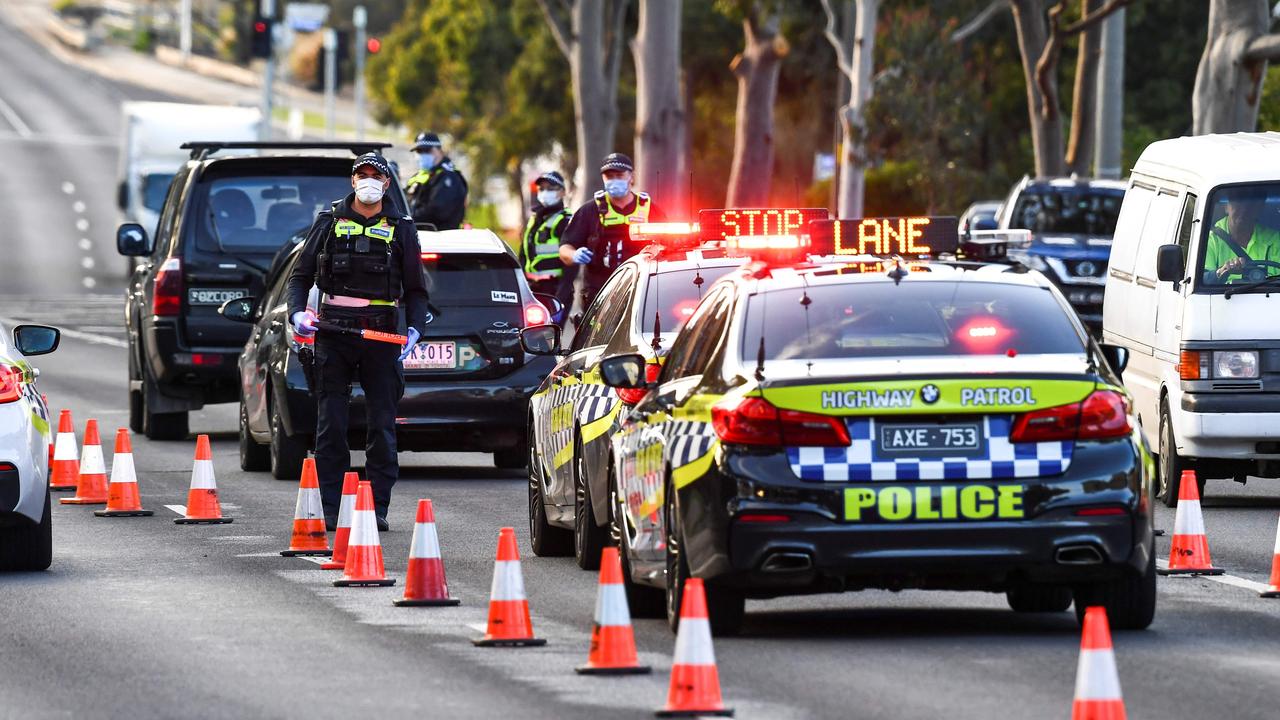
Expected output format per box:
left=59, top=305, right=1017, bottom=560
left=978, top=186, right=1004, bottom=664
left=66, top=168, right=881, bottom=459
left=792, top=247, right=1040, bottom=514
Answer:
left=142, top=173, right=174, bottom=212
left=1009, top=187, right=1123, bottom=236
left=1198, top=183, right=1280, bottom=289
left=422, top=253, right=521, bottom=306
left=640, top=266, right=736, bottom=334
left=741, top=280, right=1085, bottom=360
left=197, top=173, right=353, bottom=253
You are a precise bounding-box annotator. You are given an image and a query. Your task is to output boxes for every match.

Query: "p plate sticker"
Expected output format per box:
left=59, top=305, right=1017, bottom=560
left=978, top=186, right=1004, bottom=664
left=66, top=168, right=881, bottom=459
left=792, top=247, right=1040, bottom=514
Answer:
left=491, top=291, right=518, bottom=304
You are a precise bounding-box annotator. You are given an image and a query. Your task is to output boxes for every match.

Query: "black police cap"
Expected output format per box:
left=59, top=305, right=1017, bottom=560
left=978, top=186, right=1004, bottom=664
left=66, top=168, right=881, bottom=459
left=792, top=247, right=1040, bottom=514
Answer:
left=536, top=170, right=566, bottom=189
left=352, top=152, right=391, bottom=177
left=413, top=132, right=443, bottom=152
left=599, top=153, right=633, bottom=173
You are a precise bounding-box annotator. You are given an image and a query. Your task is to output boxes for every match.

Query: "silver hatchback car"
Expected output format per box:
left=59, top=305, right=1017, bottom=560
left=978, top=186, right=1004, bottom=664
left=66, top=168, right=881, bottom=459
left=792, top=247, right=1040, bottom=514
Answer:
left=0, top=323, right=60, bottom=571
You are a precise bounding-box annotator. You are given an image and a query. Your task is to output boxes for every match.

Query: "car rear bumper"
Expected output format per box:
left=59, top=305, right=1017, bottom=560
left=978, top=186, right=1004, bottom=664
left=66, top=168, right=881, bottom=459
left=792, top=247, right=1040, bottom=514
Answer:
left=143, top=318, right=242, bottom=406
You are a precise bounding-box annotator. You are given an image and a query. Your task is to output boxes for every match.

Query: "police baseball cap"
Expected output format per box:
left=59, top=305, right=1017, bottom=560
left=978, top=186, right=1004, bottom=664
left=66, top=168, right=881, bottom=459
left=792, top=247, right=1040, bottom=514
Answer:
left=600, top=153, right=633, bottom=174
left=413, top=132, right=443, bottom=152
left=352, top=152, right=391, bottom=177
left=536, top=170, right=566, bottom=189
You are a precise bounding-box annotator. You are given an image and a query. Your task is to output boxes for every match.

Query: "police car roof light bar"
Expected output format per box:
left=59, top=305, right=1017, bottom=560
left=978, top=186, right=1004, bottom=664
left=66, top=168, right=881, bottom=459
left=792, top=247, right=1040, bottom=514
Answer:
left=180, top=141, right=394, bottom=161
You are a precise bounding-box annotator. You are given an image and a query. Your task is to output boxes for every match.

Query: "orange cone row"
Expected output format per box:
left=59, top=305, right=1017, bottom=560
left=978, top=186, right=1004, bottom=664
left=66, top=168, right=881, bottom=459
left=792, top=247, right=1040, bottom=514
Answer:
left=50, top=409, right=78, bottom=491
left=1072, top=607, right=1126, bottom=720
left=95, top=428, right=152, bottom=517
left=321, top=473, right=359, bottom=570
left=1158, top=469, right=1222, bottom=576
left=60, top=419, right=108, bottom=505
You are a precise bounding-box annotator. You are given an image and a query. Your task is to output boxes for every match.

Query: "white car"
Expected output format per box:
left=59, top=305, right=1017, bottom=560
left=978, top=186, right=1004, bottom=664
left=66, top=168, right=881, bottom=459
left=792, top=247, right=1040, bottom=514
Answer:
left=0, top=323, right=60, bottom=570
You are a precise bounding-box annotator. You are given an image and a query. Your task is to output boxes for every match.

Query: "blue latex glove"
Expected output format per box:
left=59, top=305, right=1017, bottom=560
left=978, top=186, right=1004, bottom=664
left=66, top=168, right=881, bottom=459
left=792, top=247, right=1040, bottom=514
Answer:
left=572, top=247, right=594, bottom=265
left=398, top=327, right=421, bottom=362
left=291, top=310, right=317, bottom=337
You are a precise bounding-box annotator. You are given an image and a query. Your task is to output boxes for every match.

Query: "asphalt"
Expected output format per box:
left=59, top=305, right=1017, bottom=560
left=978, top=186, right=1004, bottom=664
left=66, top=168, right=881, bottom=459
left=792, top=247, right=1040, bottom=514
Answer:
left=2, top=9, right=1280, bottom=720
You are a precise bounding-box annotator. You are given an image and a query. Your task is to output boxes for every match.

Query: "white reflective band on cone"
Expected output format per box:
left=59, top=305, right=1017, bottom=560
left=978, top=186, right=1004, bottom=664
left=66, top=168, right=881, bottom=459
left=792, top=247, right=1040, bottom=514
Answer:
left=410, top=522, right=441, bottom=559
left=53, top=432, right=77, bottom=460
left=594, top=583, right=631, bottom=627
left=190, top=459, right=216, bottom=489
left=348, top=509, right=379, bottom=547
left=296, top=487, right=323, bottom=520
left=489, top=560, right=527, bottom=602
left=335, top=493, right=356, bottom=526
left=672, top=617, right=716, bottom=666
left=1073, top=649, right=1122, bottom=700
left=80, top=444, right=105, bottom=474
left=1172, top=499, right=1205, bottom=535
left=110, top=453, right=136, bottom=484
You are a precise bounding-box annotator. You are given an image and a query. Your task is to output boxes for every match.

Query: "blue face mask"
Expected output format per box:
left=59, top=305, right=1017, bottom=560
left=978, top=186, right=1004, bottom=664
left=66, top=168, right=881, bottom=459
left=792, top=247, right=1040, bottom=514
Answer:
left=604, top=179, right=629, bottom=199
left=417, top=153, right=437, bottom=171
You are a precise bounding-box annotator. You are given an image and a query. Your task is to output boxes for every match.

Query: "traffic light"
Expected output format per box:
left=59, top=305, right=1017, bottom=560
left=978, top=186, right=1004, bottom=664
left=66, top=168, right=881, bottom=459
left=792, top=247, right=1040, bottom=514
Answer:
left=250, top=17, right=273, bottom=59
left=366, top=37, right=381, bottom=54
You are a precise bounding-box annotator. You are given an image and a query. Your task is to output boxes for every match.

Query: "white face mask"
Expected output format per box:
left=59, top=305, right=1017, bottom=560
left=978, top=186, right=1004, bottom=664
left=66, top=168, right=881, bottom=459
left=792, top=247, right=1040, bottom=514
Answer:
left=354, top=177, right=385, bottom=204
left=536, top=189, right=562, bottom=207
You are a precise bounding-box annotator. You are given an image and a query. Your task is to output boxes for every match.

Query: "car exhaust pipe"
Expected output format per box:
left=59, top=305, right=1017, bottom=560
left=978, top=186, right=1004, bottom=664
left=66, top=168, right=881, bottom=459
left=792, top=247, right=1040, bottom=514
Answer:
left=760, top=551, right=813, bottom=573
left=1055, top=544, right=1104, bottom=565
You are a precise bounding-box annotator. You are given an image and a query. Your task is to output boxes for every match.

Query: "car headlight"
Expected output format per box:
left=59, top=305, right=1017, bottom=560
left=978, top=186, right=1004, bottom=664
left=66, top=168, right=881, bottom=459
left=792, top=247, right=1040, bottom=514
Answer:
left=1213, top=350, right=1259, bottom=379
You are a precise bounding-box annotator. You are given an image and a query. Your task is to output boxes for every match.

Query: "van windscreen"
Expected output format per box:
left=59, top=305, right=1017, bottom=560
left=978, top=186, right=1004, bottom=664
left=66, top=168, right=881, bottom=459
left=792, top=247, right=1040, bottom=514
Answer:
left=1198, top=183, right=1280, bottom=292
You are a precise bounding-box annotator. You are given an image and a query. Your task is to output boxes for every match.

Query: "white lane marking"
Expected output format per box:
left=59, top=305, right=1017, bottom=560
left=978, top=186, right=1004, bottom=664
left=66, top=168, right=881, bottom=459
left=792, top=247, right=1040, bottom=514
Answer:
left=81, top=277, right=97, bottom=289
left=80, top=257, right=94, bottom=269
left=0, top=317, right=128, bottom=348
left=1156, top=558, right=1270, bottom=593
left=298, top=556, right=329, bottom=566
left=165, top=504, right=187, bottom=516
left=77, top=238, right=92, bottom=250
left=75, top=218, right=89, bottom=232
left=61, top=181, right=76, bottom=195
left=0, top=95, right=32, bottom=138
left=72, top=200, right=86, bottom=214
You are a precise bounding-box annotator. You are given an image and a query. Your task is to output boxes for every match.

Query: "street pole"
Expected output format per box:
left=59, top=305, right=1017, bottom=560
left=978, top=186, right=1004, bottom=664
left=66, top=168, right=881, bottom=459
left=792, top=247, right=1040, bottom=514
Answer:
left=353, top=6, right=367, bottom=140
left=1094, top=8, right=1125, bottom=180
left=179, top=0, right=192, bottom=62
left=259, top=0, right=277, bottom=141
left=323, top=28, right=337, bottom=140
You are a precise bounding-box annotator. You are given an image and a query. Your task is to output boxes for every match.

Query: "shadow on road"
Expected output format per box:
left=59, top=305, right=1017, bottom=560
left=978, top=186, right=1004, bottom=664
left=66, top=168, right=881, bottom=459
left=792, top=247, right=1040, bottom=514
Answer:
left=732, top=606, right=1083, bottom=641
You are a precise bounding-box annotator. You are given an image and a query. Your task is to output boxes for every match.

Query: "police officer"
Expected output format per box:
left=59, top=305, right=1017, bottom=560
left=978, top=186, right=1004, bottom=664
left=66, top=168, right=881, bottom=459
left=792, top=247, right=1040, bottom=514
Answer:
left=558, top=153, right=664, bottom=309
left=406, top=131, right=469, bottom=230
left=287, top=153, right=429, bottom=531
left=519, top=170, right=571, bottom=297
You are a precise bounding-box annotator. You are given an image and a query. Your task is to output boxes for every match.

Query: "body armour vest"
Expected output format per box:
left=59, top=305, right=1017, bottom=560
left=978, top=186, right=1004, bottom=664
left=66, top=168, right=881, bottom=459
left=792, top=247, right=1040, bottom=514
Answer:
left=592, top=191, right=651, bottom=270
left=316, top=215, right=402, bottom=302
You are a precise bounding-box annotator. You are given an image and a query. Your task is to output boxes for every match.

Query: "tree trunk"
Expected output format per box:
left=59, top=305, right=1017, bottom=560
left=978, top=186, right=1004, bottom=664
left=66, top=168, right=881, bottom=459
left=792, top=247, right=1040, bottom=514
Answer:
left=569, top=2, right=616, bottom=203
left=1192, top=0, right=1269, bottom=135
left=1065, top=0, right=1101, bottom=175
left=836, top=0, right=876, bottom=218
left=828, top=0, right=854, bottom=213
left=634, top=0, right=687, bottom=212
left=726, top=12, right=787, bottom=208
left=1010, top=0, right=1066, bottom=177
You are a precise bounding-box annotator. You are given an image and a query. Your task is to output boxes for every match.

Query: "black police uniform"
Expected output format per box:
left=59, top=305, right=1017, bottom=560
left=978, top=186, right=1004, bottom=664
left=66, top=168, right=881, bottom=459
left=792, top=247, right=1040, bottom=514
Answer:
left=406, top=132, right=469, bottom=230
left=560, top=192, right=664, bottom=308
left=287, top=178, right=429, bottom=524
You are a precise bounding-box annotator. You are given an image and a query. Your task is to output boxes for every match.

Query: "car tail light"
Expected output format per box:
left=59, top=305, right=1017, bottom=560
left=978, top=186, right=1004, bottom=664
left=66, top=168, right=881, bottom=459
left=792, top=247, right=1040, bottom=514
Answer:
left=0, top=365, right=21, bottom=403
left=736, top=513, right=792, bottom=523
left=1073, top=506, right=1126, bottom=517
left=1009, top=390, right=1131, bottom=443
left=421, top=252, right=439, bottom=261
left=152, top=257, right=183, bottom=316
left=614, top=362, right=661, bottom=405
left=1178, top=350, right=1207, bottom=380
left=524, top=302, right=549, bottom=326
left=711, top=396, right=850, bottom=447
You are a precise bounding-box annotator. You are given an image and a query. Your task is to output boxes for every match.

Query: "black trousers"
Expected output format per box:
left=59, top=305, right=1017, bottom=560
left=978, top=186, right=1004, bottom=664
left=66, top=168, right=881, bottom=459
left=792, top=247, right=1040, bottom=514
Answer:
left=313, top=326, right=404, bottom=518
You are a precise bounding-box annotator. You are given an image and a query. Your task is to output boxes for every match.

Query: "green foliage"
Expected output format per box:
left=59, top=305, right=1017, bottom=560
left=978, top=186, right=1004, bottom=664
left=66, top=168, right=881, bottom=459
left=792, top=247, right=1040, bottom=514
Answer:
left=131, top=27, right=155, bottom=54
left=1259, top=65, right=1280, bottom=133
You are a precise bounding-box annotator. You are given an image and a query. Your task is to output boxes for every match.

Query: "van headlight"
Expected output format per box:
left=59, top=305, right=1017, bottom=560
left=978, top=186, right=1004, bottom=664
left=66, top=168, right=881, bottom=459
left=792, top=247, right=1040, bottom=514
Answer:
left=1213, top=350, right=1259, bottom=379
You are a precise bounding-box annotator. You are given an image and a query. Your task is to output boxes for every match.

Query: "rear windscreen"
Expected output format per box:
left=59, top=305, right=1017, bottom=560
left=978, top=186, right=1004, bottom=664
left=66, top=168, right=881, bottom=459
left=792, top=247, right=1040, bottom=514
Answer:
left=423, top=253, right=521, bottom=306
left=639, top=266, right=736, bottom=333
left=742, top=280, right=1084, bottom=360
left=1008, top=187, right=1123, bottom=236
left=195, top=173, right=354, bottom=253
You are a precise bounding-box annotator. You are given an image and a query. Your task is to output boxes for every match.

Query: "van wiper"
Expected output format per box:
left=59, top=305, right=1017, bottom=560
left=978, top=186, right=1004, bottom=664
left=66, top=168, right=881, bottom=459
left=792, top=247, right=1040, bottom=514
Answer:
left=1224, top=273, right=1280, bottom=299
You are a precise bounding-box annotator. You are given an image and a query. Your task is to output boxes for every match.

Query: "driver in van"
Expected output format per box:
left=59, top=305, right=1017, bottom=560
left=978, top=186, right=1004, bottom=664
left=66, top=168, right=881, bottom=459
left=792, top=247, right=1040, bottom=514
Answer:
left=1204, top=187, right=1280, bottom=283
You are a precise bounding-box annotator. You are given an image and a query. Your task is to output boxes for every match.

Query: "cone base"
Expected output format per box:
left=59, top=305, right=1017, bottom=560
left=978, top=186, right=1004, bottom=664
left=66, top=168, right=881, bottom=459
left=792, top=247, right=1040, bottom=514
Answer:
left=1157, top=566, right=1223, bottom=576
left=94, top=509, right=154, bottom=517
left=175, top=517, right=234, bottom=524
left=394, top=597, right=461, bottom=607
left=60, top=497, right=108, bottom=505
left=1260, top=588, right=1280, bottom=598
left=576, top=664, right=651, bottom=675
left=281, top=549, right=332, bottom=557
left=655, top=708, right=733, bottom=718
left=333, top=578, right=396, bottom=587
left=472, top=637, right=547, bottom=647
left=49, top=485, right=76, bottom=492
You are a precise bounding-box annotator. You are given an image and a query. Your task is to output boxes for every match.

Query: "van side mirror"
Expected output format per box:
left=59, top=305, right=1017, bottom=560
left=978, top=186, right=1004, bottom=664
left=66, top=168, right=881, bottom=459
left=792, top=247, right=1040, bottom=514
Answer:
left=117, top=223, right=151, bottom=256
left=1100, top=344, right=1129, bottom=374
left=1156, top=244, right=1184, bottom=283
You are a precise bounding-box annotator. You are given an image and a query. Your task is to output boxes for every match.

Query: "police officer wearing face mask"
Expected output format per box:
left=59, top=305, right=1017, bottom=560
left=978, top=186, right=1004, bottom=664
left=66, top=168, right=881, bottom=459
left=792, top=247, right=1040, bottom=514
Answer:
left=406, top=131, right=469, bottom=230
left=558, top=153, right=664, bottom=309
left=286, top=153, right=429, bottom=532
left=519, top=171, right=572, bottom=297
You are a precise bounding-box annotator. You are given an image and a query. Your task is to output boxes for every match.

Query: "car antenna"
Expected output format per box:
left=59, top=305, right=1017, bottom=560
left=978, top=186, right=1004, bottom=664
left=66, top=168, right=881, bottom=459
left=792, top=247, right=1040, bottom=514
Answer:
left=755, top=287, right=768, bottom=382
left=651, top=269, right=662, bottom=351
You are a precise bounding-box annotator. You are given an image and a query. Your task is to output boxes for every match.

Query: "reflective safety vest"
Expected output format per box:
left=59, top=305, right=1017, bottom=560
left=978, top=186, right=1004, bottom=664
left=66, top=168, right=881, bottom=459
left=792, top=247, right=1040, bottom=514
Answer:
left=522, top=207, right=570, bottom=276
left=593, top=191, right=651, bottom=270
left=317, top=216, right=401, bottom=305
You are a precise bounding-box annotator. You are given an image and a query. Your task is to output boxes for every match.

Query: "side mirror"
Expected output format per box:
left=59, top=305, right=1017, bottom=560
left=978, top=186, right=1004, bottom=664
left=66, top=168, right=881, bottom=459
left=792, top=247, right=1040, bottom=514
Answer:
left=1155, top=244, right=1185, bottom=283
left=116, top=180, right=128, bottom=211
left=520, top=324, right=561, bottom=355
left=533, top=292, right=564, bottom=319
left=13, top=325, right=59, bottom=356
left=1100, top=344, right=1129, bottom=374
left=117, top=222, right=151, bottom=256
left=599, top=353, right=648, bottom=389
left=218, top=296, right=257, bottom=323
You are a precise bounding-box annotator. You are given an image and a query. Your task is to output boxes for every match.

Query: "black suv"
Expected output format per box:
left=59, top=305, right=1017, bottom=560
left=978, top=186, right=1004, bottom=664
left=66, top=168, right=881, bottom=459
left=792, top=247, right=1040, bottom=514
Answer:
left=117, top=142, right=407, bottom=440
left=221, top=228, right=560, bottom=479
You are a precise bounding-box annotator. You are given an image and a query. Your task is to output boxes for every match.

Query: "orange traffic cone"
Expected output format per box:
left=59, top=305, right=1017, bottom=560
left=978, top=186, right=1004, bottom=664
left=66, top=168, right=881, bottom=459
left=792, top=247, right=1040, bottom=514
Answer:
left=322, top=472, right=359, bottom=570
left=50, top=409, right=79, bottom=491
left=577, top=547, right=650, bottom=675
left=61, top=419, right=109, bottom=505
left=175, top=434, right=233, bottom=524
left=394, top=499, right=460, bottom=606
left=333, top=480, right=394, bottom=587
left=281, top=458, right=330, bottom=557
left=1157, top=469, right=1222, bottom=575
left=656, top=578, right=732, bottom=717
left=95, top=429, right=152, bottom=517
left=1071, top=606, right=1126, bottom=720
left=473, top=527, right=545, bottom=647
left=1261, top=516, right=1280, bottom=598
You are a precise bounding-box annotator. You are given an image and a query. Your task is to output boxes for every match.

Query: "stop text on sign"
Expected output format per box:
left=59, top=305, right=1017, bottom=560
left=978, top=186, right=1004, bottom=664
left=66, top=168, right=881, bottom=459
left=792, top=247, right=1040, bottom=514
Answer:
left=698, top=208, right=829, bottom=240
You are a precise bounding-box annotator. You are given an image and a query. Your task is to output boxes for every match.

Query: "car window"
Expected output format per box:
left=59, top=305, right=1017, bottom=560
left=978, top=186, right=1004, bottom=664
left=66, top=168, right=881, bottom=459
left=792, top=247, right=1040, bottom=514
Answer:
left=196, top=173, right=353, bottom=253
left=573, top=268, right=635, bottom=351
left=742, top=281, right=1084, bottom=361
left=153, top=170, right=187, bottom=250
left=639, top=266, right=736, bottom=334
left=422, top=253, right=521, bottom=306
left=1009, top=187, right=1124, bottom=236
left=1197, top=183, right=1280, bottom=290
left=660, top=288, right=731, bottom=381
left=1175, top=193, right=1197, bottom=268
left=143, top=173, right=175, bottom=213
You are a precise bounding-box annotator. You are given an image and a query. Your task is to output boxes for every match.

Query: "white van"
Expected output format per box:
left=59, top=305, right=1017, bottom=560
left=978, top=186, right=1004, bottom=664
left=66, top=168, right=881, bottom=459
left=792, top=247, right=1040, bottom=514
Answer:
left=1102, top=132, right=1280, bottom=506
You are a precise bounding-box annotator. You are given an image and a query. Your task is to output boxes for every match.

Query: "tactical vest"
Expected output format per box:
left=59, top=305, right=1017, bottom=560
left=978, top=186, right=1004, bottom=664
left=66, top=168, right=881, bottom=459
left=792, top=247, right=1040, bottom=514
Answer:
left=592, top=191, right=651, bottom=270
left=316, top=215, right=402, bottom=304
left=522, top=208, right=569, bottom=276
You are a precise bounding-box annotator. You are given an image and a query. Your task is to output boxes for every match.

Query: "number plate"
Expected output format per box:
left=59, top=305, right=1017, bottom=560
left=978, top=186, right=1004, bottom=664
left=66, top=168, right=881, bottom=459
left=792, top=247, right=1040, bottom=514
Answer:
left=875, top=421, right=985, bottom=458
left=189, top=288, right=249, bottom=306
left=402, top=341, right=457, bottom=370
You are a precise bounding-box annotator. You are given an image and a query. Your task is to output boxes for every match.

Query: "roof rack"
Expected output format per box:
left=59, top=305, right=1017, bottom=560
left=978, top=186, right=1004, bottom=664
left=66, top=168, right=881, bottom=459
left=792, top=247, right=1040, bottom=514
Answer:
left=180, top=141, right=393, bottom=161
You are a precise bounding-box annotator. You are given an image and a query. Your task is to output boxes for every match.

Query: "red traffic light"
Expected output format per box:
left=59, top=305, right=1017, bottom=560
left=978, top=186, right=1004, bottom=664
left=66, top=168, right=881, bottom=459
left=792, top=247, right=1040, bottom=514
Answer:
left=254, top=21, right=267, bottom=32
left=366, top=37, right=381, bottom=54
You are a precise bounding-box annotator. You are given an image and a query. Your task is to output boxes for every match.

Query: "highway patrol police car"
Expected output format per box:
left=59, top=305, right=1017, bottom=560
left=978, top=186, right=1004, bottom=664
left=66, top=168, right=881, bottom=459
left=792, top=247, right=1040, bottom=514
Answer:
left=599, top=217, right=1156, bottom=635
left=0, top=323, right=60, bottom=570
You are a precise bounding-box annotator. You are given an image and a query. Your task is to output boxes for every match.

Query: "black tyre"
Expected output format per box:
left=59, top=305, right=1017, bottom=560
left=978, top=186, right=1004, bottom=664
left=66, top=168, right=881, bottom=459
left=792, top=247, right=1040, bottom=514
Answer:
left=128, top=388, right=143, bottom=434
left=494, top=447, right=527, bottom=470
left=239, top=401, right=270, bottom=472
left=0, top=487, right=51, bottom=571
left=664, top=483, right=745, bottom=636
left=1006, top=584, right=1073, bottom=613
left=528, top=437, right=572, bottom=557
left=574, top=436, right=608, bottom=570
left=269, top=392, right=306, bottom=480
left=1158, top=400, right=1199, bottom=507
left=1073, top=552, right=1157, bottom=631
left=611, top=484, right=665, bottom=618
left=141, top=378, right=188, bottom=441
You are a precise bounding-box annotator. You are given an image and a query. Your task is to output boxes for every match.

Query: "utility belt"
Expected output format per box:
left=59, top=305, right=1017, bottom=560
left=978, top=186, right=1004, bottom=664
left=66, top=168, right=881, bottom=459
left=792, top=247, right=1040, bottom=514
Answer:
left=317, top=307, right=398, bottom=333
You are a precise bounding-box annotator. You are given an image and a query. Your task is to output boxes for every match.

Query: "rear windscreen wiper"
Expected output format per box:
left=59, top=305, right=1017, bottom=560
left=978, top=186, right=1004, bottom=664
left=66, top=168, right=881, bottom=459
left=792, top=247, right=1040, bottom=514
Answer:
left=207, top=209, right=269, bottom=274
left=1224, top=272, right=1280, bottom=298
